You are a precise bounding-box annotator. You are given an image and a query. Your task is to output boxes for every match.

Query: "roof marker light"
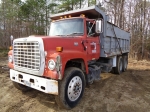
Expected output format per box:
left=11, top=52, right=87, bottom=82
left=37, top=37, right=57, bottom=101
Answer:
left=80, top=14, right=85, bottom=17
left=69, top=15, right=71, bottom=18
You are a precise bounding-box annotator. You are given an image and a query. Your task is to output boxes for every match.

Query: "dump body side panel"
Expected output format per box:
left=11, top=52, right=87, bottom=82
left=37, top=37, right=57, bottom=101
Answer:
left=100, top=22, right=130, bottom=57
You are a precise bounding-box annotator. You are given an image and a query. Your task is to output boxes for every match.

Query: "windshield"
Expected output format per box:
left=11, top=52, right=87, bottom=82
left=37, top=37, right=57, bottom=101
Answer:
left=49, top=18, right=84, bottom=36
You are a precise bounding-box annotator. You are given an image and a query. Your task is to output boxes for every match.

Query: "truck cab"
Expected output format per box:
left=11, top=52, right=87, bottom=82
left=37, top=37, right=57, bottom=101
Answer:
left=8, top=6, right=130, bottom=109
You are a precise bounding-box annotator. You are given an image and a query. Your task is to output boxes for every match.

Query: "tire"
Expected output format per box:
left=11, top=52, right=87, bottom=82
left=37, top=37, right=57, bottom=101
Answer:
left=114, top=56, right=123, bottom=74
left=122, top=55, right=128, bottom=72
left=110, top=67, right=115, bottom=74
left=13, top=81, right=31, bottom=92
left=55, top=67, right=86, bottom=109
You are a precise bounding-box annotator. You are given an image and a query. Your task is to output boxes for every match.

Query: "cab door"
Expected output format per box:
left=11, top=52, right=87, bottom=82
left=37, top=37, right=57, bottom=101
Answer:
left=86, top=21, right=100, bottom=61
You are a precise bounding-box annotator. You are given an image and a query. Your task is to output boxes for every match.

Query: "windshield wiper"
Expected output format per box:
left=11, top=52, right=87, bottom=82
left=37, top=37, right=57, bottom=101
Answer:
left=67, top=32, right=83, bottom=36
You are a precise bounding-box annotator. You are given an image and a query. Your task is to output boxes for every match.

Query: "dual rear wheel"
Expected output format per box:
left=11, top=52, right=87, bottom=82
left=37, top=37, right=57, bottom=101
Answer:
left=114, top=55, right=128, bottom=74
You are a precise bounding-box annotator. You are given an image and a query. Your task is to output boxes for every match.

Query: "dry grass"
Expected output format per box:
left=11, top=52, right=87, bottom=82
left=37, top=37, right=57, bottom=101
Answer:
left=128, top=58, right=150, bottom=70
left=0, top=49, right=9, bottom=57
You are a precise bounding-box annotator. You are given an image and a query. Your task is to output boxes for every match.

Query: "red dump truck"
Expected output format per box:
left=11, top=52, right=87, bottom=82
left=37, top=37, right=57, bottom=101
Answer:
left=8, top=5, right=130, bottom=109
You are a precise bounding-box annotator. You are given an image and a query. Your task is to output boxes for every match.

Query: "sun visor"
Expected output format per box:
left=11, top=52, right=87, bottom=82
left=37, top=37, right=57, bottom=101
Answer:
left=50, top=6, right=104, bottom=20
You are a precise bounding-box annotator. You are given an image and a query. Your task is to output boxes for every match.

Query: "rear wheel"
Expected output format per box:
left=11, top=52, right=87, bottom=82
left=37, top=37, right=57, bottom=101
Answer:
left=114, top=56, right=123, bottom=74
left=122, top=55, right=128, bottom=72
left=55, top=67, right=85, bottom=109
left=13, top=82, right=31, bottom=92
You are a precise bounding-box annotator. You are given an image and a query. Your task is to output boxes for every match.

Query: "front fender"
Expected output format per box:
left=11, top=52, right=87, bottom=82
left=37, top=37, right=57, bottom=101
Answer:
left=60, top=51, right=88, bottom=77
left=43, top=51, right=88, bottom=80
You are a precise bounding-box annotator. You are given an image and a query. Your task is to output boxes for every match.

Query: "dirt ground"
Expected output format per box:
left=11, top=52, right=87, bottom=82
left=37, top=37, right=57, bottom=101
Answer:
left=1, top=58, right=150, bottom=112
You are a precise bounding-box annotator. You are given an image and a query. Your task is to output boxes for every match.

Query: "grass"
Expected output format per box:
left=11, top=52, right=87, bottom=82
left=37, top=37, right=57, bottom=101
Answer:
left=0, top=49, right=9, bottom=57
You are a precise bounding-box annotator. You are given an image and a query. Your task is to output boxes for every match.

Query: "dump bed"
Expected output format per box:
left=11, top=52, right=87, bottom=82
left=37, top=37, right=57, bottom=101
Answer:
left=102, top=22, right=130, bottom=57
left=51, top=5, right=130, bottom=58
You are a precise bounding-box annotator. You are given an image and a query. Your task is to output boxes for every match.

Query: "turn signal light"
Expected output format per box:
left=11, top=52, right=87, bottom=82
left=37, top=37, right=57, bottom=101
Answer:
left=56, top=47, right=63, bottom=52
left=9, top=46, right=13, bottom=50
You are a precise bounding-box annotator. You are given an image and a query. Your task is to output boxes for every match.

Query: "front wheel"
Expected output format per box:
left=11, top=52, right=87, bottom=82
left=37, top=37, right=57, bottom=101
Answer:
left=55, top=67, right=85, bottom=109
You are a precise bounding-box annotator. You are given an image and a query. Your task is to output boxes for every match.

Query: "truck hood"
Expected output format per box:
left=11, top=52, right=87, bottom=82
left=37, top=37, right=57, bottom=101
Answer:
left=31, top=35, right=84, bottom=52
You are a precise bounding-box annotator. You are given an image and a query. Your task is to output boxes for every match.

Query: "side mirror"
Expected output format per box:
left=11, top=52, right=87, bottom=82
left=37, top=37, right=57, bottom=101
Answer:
left=95, top=19, right=103, bottom=33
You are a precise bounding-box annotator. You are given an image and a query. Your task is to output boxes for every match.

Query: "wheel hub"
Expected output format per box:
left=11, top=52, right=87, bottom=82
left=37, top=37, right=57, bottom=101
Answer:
left=68, top=76, right=82, bottom=101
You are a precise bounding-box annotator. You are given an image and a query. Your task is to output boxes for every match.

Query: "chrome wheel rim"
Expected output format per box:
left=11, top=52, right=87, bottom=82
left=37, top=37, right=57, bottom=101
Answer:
left=67, top=76, right=82, bottom=101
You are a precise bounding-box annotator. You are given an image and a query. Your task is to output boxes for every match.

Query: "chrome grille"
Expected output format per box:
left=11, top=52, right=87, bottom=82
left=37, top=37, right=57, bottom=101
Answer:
left=13, top=41, right=40, bottom=71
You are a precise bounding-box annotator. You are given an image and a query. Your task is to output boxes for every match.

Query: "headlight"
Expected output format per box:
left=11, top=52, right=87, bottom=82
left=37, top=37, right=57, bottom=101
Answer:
left=8, top=55, right=13, bottom=63
left=48, top=59, right=56, bottom=70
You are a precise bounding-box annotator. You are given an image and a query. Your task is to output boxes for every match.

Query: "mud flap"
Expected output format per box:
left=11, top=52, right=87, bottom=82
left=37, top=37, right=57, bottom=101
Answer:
left=87, top=65, right=101, bottom=84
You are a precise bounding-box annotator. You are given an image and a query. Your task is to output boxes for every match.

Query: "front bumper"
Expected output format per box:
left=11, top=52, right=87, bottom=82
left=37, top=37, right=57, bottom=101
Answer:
left=10, top=69, right=58, bottom=95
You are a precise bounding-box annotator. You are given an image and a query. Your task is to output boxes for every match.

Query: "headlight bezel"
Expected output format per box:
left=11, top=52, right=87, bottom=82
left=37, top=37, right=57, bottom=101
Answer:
left=48, top=59, right=56, bottom=70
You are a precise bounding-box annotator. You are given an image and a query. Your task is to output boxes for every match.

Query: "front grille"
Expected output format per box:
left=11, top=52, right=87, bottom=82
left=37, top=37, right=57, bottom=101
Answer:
left=13, top=41, right=40, bottom=71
